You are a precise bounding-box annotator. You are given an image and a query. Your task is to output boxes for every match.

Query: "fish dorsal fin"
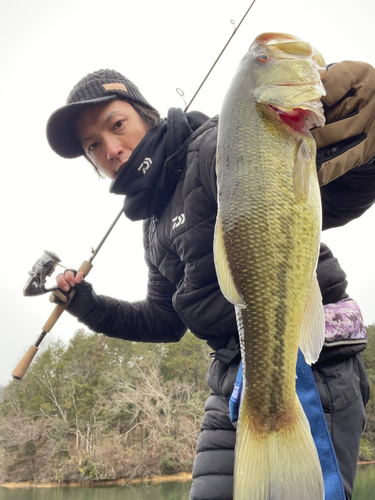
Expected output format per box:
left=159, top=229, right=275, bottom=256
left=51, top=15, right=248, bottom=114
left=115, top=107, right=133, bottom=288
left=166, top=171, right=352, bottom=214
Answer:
left=299, top=273, right=325, bottom=365
left=293, top=139, right=312, bottom=204
left=214, top=213, right=246, bottom=308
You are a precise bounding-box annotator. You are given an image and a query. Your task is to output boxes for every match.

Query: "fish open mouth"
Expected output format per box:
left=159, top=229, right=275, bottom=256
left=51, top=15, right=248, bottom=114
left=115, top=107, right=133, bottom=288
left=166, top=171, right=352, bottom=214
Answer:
left=268, top=103, right=325, bottom=135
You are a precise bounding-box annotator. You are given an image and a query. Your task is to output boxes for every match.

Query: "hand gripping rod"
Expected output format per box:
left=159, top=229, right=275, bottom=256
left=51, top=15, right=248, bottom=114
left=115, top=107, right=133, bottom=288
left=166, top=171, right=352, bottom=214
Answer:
left=12, top=209, right=124, bottom=380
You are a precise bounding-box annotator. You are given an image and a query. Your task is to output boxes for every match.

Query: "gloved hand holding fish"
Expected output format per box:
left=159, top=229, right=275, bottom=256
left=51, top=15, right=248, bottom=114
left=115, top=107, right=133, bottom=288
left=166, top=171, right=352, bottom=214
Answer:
left=214, top=33, right=328, bottom=500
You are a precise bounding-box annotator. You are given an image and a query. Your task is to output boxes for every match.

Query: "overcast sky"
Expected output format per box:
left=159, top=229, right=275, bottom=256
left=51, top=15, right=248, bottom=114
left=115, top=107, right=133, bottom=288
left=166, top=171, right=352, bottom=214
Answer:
left=1, top=0, right=375, bottom=386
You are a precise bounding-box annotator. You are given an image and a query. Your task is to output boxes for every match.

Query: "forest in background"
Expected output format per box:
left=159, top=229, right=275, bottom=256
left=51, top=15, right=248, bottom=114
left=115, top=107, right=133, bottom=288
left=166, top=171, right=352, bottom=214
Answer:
left=0, top=325, right=374, bottom=484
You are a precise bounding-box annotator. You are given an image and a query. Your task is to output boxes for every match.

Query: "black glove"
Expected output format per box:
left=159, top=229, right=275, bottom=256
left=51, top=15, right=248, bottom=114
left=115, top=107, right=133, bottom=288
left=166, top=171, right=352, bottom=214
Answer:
left=67, top=280, right=101, bottom=321
left=311, top=60, right=375, bottom=185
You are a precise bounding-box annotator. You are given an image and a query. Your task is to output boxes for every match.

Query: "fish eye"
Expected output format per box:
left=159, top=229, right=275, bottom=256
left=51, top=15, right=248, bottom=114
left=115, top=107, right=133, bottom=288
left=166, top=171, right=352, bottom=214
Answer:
left=258, top=54, right=271, bottom=63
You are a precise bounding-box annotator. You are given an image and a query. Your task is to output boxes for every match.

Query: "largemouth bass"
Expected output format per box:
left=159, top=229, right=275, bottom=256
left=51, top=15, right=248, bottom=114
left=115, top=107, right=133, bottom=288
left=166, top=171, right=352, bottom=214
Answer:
left=214, top=33, right=327, bottom=500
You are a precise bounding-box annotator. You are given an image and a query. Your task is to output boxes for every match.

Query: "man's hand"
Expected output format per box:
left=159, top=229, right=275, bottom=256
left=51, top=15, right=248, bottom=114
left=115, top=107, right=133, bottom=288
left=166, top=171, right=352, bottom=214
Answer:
left=311, top=60, right=375, bottom=185
left=56, top=270, right=84, bottom=291
left=56, top=271, right=99, bottom=320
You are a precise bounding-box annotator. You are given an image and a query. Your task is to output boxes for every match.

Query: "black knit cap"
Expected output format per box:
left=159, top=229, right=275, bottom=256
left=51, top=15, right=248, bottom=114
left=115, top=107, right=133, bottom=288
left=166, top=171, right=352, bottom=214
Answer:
left=46, top=69, right=156, bottom=159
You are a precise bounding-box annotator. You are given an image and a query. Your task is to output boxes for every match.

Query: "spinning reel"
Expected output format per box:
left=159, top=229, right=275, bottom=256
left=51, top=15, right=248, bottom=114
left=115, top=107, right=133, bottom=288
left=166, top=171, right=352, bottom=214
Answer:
left=23, top=250, right=77, bottom=304
left=23, top=250, right=61, bottom=297
left=12, top=209, right=124, bottom=380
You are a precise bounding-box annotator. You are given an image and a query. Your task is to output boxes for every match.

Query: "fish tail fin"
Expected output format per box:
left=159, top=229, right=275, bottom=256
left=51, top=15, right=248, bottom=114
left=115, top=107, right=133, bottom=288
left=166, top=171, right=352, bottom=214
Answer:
left=234, top=398, right=324, bottom=500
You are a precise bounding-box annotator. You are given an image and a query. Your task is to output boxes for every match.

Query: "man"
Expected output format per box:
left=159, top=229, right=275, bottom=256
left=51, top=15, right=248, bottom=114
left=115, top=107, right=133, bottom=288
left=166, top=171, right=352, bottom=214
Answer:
left=46, top=60, right=375, bottom=499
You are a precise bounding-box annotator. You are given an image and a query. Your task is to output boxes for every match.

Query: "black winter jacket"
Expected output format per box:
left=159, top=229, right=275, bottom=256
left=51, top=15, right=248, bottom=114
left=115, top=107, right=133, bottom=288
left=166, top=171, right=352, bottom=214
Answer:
left=78, top=109, right=375, bottom=350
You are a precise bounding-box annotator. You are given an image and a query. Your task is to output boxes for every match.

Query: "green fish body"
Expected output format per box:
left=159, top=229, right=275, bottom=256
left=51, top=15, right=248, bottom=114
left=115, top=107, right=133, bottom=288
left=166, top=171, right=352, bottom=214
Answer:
left=214, top=33, right=327, bottom=500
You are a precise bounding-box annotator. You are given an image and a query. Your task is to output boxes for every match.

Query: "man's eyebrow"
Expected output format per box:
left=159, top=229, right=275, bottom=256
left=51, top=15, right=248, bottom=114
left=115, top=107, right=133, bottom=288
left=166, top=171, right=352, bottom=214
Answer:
left=81, top=110, right=124, bottom=145
left=104, top=110, right=123, bottom=125
left=82, top=136, right=92, bottom=145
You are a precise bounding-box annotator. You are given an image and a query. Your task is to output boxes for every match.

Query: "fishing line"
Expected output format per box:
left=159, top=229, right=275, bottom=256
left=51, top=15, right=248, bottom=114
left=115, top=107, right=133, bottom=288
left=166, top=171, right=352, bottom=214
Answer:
left=183, top=0, right=258, bottom=112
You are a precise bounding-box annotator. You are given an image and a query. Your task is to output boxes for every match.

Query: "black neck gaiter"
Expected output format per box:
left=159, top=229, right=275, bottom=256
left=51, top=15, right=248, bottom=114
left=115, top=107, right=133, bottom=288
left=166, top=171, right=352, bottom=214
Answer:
left=110, top=108, right=209, bottom=221
left=109, top=120, right=169, bottom=221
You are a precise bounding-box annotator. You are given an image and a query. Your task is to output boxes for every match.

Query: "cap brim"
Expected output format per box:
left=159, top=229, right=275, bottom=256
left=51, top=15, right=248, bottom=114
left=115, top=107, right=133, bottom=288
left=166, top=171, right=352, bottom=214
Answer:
left=46, top=95, right=118, bottom=159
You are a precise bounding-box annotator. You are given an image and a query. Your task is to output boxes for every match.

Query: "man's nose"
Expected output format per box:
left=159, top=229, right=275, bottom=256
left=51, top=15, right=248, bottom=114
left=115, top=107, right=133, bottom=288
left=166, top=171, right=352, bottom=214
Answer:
left=105, top=137, right=123, bottom=160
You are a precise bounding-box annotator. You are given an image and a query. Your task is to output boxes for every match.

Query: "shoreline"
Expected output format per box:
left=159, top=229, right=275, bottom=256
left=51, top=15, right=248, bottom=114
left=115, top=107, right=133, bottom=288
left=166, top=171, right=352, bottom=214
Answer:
left=2, top=463, right=375, bottom=488
left=0, top=472, right=193, bottom=489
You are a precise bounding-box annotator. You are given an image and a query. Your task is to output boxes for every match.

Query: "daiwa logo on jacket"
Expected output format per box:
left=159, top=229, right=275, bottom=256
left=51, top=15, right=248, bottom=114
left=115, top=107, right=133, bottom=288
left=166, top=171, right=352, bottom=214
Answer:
left=172, top=214, right=185, bottom=229
left=138, top=157, right=152, bottom=174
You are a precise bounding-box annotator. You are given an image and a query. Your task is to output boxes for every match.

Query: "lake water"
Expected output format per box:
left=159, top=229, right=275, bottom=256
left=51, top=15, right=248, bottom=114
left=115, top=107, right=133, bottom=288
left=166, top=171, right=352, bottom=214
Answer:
left=0, top=481, right=191, bottom=500
left=0, top=464, right=373, bottom=499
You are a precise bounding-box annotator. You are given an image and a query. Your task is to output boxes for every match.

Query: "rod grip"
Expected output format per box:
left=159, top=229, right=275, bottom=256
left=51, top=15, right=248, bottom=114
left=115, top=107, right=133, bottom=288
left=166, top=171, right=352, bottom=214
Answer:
left=12, top=345, right=39, bottom=380
left=43, top=260, right=94, bottom=332
left=13, top=260, right=95, bottom=380
left=78, top=260, right=93, bottom=276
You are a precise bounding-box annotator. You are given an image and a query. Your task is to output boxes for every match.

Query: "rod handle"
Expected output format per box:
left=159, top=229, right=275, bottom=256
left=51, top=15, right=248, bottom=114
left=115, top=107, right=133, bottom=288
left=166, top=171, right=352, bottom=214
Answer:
left=12, top=345, right=39, bottom=380
left=12, top=260, right=94, bottom=380
left=78, top=260, right=94, bottom=276
left=43, top=260, right=94, bottom=332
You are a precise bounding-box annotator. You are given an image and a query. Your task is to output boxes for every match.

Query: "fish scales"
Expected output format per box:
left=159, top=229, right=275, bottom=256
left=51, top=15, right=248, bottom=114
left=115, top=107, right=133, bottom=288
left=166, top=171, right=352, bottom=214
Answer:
left=227, top=112, right=317, bottom=430
left=214, top=33, right=326, bottom=500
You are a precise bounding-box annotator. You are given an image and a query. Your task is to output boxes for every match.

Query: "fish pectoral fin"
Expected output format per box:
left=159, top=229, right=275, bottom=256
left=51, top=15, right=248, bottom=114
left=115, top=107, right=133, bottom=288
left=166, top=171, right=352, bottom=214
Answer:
left=213, top=214, right=246, bottom=308
left=299, top=273, right=325, bottom=365
left=293, top=139, right=312, bottom=204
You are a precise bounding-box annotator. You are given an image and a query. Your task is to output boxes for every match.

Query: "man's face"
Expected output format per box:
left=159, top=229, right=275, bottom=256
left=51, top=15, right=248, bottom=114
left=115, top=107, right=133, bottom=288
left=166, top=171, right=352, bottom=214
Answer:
left=76, top=99, right=148, bottom=180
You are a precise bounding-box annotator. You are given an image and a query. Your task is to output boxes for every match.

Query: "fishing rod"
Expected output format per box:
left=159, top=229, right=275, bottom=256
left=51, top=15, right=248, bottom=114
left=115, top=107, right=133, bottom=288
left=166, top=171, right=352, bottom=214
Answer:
left=12, top=209, right=124, bottom=381
left=183, top=0, right=258, bottom=112
left=12, top=2, right=258, bottom=381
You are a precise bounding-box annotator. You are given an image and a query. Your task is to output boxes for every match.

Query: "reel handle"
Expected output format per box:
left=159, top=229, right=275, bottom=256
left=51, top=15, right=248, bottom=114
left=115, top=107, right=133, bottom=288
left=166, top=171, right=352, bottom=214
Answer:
left=12, top=260, right=93, bottom=380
